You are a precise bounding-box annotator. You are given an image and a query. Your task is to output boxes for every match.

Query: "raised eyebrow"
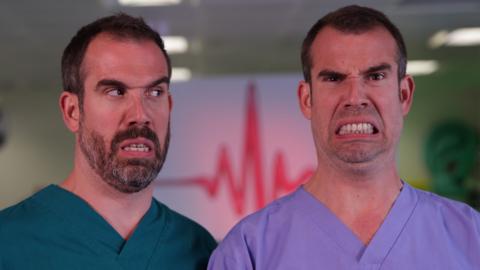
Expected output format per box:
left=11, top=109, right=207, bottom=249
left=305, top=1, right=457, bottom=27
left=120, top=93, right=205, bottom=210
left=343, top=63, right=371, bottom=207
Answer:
left=95, top=77, right=170, bottom=91
left=362, top=63, right=392, bottom=75
left=95, top=79, right=128, bottom=91
left=316, top=69, right=346, bottom=79
left=146, top=76, right=170, bottom=89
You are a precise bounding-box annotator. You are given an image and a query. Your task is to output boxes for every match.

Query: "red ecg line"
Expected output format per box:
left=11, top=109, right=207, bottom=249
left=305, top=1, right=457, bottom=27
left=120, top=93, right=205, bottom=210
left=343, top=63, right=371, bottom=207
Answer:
left=155, top=82, right=314, bottom=215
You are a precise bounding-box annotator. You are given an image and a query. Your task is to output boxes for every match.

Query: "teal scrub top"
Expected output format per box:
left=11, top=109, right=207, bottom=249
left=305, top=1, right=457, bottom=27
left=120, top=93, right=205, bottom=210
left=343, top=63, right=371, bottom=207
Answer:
left=0, top=185, right=216, bottom=269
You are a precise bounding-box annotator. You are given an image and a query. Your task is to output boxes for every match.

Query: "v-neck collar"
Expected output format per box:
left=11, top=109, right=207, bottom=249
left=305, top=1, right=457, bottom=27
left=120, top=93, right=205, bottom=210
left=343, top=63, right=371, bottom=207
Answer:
left=117, top=198, right=166, bottom=261
left=298, top=181, right=419, bottom=265
left=358, top=183, right=418, bottom=265
left=32, top=185, right=166, bottom=259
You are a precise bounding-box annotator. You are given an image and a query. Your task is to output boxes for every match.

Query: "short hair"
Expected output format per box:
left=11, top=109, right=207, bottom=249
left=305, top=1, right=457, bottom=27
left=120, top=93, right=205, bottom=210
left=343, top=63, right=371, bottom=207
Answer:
left=61, top=13, right=171, bottom=101
left=301, top=5, right=407, bottom=83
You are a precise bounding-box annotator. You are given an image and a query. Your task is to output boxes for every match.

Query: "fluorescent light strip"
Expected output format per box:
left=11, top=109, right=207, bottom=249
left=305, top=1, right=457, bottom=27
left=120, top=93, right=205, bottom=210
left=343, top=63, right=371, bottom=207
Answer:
left=407, top=60, right=439, bottom=76
left=163, top=36, right=188, bottom=54
left=118, top=0, right=181, bottom=7
left=428, top=30, right=449, bottom=48
left=171, top=68, right=192, bottom=82
left=429, top=27, right=480, bottom=48
left=446, top=27, right=480, bottom=46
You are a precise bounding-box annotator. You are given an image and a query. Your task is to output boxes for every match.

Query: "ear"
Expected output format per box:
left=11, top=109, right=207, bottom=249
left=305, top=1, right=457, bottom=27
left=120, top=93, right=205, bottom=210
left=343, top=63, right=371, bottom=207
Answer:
left=399, top=75, right=415, bottom=116
left=298, top=80, right=312, bottom=119
left=59, top=91, right=80, bottom=132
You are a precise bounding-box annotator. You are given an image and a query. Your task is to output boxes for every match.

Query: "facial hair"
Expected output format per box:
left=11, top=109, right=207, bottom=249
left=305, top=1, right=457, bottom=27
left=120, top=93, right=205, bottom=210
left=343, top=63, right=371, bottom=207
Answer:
left=79, top=122, right=170, bottom=193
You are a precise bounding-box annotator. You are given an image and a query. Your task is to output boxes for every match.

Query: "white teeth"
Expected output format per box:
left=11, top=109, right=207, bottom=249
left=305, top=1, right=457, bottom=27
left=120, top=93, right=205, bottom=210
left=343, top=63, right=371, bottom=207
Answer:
left=123, top=143, right=150, bottom=152
left=339, top=123, right=374, bottom=135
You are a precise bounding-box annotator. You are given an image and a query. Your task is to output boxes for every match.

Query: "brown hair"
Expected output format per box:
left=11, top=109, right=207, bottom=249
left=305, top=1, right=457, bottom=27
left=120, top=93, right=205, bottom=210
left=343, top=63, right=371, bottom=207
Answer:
left=301, top=5, right=407, bottom=83
left=61, top=13, right=171, bottom=103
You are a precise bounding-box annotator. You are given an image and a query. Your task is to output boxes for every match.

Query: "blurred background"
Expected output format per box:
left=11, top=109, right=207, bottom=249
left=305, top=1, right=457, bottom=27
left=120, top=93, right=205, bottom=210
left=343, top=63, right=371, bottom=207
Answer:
left=0, top=0, right=479, bottom=239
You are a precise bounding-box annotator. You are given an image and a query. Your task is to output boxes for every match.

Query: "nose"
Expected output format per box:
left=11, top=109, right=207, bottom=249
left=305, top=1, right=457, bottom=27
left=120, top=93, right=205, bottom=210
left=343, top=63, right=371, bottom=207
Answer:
left=127, top=94, right=151, bottom=127
left=343, top=78, right=369, bottom=109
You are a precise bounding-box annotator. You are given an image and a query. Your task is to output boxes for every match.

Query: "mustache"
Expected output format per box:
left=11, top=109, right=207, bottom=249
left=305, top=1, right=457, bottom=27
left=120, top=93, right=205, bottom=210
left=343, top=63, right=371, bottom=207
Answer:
left=111, top=126, right=160, bottom=152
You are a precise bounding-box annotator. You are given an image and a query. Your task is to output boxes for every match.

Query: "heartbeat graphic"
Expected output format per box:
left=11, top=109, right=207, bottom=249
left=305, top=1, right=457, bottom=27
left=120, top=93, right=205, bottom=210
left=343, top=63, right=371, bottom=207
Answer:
left=156, top=82, right=314, bottom=215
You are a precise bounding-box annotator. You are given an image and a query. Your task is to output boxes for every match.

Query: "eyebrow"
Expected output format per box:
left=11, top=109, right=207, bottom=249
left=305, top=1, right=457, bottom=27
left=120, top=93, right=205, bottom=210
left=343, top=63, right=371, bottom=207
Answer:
left=146, top=77, right=170, bottom=88
left=315, top=63, right=392, bottom=80
left=362, top=63, right=392, bottom=75
left=316, top=69, right=346, bottom=80
left=95, top=76, right=170, bottom=91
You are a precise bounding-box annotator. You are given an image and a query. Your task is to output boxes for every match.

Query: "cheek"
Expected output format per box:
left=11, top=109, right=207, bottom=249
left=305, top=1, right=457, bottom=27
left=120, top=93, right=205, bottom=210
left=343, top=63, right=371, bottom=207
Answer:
left=152, top=110, right=170, bottom=132
left=80, top=107, right=118, bottom=142
left=378, top=97, right=405, bottom=136
left=82, top=97, right=116, bottom=120
left=312, top=96, right=336, bottom=126
left=310, top=105, right=333, bottom=141
left=86, top=112, right=118, bottom=133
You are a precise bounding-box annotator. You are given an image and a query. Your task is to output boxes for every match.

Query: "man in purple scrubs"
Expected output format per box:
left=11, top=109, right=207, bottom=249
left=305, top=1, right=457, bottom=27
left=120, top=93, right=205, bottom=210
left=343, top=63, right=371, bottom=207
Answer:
left=208, top=5, right=480, bottom=269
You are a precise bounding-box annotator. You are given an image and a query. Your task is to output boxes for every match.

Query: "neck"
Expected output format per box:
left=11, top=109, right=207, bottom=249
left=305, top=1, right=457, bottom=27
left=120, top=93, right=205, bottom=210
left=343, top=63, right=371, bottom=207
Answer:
left=305, top=159, right=403, bottom=244
left=61, top=153, right=153, bottom=240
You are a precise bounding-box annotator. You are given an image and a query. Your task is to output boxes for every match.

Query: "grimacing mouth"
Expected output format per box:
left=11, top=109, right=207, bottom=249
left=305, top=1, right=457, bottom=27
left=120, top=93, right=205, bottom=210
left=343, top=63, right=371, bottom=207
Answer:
left=336, top=122, right=379, bottom=135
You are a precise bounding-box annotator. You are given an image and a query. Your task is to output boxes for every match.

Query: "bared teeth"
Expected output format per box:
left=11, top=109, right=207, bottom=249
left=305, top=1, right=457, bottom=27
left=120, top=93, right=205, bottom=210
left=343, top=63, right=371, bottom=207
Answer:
left=339, top=123, right=374, bottom=135
left=123, top=143, right=150, bottom=152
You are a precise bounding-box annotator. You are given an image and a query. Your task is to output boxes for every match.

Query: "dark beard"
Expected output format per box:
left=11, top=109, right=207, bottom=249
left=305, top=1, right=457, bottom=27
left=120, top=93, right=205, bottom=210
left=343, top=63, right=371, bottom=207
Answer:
left=79, top=123, right=170, bottom=193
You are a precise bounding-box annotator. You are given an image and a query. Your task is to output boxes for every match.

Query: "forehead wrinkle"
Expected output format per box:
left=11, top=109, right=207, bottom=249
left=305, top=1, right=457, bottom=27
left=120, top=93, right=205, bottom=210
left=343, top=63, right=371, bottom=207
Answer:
left=311, top=27, right=398, bottom=70
left=82, top=36, right=168, bottom=83
left=316, top=62, right=393, bottom=79
left=95, top=76, right=169, bottom=90
left=362, top=63, right=392, bottom=74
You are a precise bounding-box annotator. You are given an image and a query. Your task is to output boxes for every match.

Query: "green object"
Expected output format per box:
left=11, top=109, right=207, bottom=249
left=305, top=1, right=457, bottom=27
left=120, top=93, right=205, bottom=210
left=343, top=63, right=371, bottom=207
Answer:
left=425, top=121, right=479, bottom=203
left=0, top=185, right=216, bottom=270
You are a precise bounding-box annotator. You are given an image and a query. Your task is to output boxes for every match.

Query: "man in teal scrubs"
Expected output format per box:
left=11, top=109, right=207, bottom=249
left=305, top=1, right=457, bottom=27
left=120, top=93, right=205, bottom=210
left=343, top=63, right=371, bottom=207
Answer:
left=0, top=13, right=216, bottom=269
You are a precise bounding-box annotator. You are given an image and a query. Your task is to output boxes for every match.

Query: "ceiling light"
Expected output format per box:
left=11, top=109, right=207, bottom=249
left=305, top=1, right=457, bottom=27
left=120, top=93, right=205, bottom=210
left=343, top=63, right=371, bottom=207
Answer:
left=407, top=60, right=439, bottom=76
left=446, top=27, right=480, bottom=46
left=163, top=36, right=188, bottom=54
left=428, top=30, right=449, bottom=48
left=429, top=27, right=480, bottom=48
left=118, top=0, right=181, bottom=7
left=171, top=68, right=191, bottom=82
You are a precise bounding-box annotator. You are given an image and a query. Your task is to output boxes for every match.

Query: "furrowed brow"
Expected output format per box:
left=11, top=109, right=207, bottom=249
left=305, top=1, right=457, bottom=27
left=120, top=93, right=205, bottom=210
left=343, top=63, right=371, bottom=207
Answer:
left=363, top=63, right=392, bottom=75
left=146, top=76, right=170, bottom=89
left=316, top=69, right=347, bottom=80
left=95, top=79, right=128, bottom=91
left=94, top=76, right=170, bottom=92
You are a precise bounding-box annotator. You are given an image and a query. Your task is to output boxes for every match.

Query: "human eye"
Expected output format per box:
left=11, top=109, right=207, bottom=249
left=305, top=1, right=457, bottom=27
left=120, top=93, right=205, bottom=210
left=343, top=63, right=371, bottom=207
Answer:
left=368, top=72, right=386, bottom=81
left=322, top=74, right=342, bottom=82
left=147, top=87, right=166, bottom=97
left=106, top=87, right=125, bottom=96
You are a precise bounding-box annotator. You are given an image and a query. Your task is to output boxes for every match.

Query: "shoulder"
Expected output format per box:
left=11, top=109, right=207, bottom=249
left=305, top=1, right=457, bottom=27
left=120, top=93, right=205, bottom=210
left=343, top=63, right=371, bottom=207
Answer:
left=221, top=188, right=302, bottom=244
left=413, top=187, right=480, bottom=233
left=156, top=199, right=214, bottom=237
left=153, top=199, right=217, bottom=249
left=0, top=190, right=51, bottom=230
left=209, top=189, right=303, bottom=268
left=242, top=188, right=300, bottom=228
left=415, top=188, right=480, bottom=220
left=0, top=188, right=57, bottom=253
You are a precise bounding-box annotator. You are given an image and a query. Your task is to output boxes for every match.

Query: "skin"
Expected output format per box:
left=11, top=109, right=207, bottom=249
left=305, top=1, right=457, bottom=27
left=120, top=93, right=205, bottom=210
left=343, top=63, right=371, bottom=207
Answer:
left=298, top=26, right=415, bottom=244
left=59, top=33, right=172, bottom=239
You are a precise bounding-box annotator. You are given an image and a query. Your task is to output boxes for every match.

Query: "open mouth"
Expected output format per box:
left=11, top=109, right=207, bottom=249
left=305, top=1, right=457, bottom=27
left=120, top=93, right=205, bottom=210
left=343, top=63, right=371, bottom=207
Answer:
left=121, top=143, right=151, bottom=152
left=118, top=138, right=155, bottom=156
left=337, top=122, right=379, bottom=135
